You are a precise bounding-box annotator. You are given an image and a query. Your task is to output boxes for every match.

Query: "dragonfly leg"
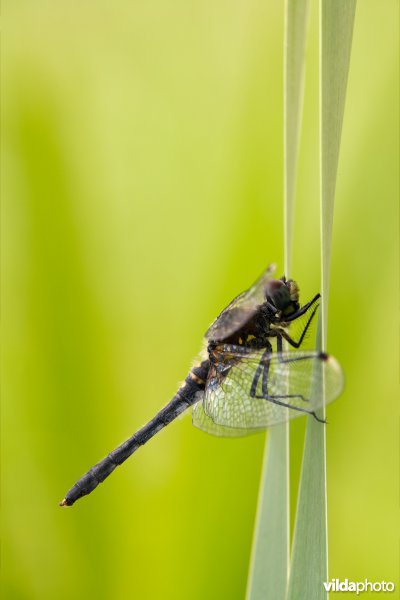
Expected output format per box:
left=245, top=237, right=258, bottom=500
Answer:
left=254, top=393, right=326, bottom=423
left=255, top=348, right=309, bottom=404
left=278, top=304, right=320, bottom=349
left=250, top=343, right=272, bottom=397
left=275, top=335, right=322, bottom=364
left=261, top=354, right=269, bottom=395
left=283, top=293, right=320, bottom=323
left=249, top=339, right=313, bottom=398
left=262, top=337, right=328, bottom=421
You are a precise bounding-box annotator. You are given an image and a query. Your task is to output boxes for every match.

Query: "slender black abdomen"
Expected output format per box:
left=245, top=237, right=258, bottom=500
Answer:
left=60, top=360, right=209, bottom=506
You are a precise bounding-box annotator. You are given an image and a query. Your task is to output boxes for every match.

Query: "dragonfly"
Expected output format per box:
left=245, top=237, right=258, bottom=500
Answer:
left=60, top=264, right=343, bottom=506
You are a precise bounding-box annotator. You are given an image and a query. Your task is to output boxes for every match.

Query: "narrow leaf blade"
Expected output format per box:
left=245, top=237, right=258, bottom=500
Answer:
left=246, top=427, right=289, bottom=600
left=287, top=3, right=356, bottom=599
left=246, top=2, right=310, bottom=598
left=320, top=0, right=357, bottom=342
left=284, top=0, right=311, bottom=275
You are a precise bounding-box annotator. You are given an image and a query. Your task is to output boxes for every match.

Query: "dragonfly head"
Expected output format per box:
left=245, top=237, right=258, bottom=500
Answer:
left=266, top=278, right=300, bottom=317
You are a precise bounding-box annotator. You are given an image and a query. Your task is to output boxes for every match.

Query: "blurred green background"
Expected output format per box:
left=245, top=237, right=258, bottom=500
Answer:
left=2, top=1, right=398, bottom=598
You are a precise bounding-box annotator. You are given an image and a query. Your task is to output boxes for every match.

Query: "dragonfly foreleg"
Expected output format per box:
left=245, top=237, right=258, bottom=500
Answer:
left=278, top=303, right=319, bottom=349
left=283, top=293, right=320, bottom=323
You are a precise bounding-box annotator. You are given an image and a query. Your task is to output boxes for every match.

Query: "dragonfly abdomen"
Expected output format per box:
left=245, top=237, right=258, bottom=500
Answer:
left=60, top=360, right=209, bottom=507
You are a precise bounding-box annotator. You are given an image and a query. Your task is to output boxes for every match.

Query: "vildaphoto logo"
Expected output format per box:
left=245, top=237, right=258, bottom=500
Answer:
left=323, top=579, right=395, bottom=594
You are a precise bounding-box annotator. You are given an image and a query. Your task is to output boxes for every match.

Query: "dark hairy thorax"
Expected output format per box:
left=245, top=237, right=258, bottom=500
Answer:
left=206, top=304, right=276, bottom=385
left=214, top=304, right=276, bottom=348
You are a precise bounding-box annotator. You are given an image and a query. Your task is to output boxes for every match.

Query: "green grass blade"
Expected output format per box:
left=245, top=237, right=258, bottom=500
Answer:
left=284, top=0, right=310, bottom=276
left=320, top=0, right=357, bottom=344
left=246, top=2, right=310, bottom=599
left=246, top=426, right=290, bottom=600
left=286, top=3, right=356, bottom=599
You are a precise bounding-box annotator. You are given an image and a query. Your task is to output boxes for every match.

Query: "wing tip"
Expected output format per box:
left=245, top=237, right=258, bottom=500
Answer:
left=318, top=352, right=345, bottom=399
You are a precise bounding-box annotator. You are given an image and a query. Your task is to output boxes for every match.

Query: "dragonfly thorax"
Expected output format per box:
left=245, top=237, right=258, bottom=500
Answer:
left=210, top=308, right=273, bottom=349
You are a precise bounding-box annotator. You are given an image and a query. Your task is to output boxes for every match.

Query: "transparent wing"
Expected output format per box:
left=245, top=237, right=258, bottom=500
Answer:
left=205, top=264, right=276, bottom=341
left=202, top=348, right=343, bottom=430
left=192, top=392, right=264, bottom=437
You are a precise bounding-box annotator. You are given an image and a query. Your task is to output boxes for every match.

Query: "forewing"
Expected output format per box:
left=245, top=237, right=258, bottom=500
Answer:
left=202, top=349, right=343, bottom=429
left=205, top=264, right=276, bottom=341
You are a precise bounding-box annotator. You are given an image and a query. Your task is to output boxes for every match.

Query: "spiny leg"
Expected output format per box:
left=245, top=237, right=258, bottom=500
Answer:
left=256, top=336, right=326, bottom=423
left=284, top=293, right=320, bottom=323
left=250, top=343, right=272, bottom=397
left=261, top=353, right=269, bottom=395
left=278, top=303, right=320, bottom=349
left=258, top=351, right=308, bottom=405
left=254, top=393, right=326, bottom=423
left=249, top=341, right=307, bottom=399
left=275, top=334, right=323, bottom=364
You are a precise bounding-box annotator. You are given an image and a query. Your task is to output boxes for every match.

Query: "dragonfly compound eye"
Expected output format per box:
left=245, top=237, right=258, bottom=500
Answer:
left=266, top=279, right=292, bottom=310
